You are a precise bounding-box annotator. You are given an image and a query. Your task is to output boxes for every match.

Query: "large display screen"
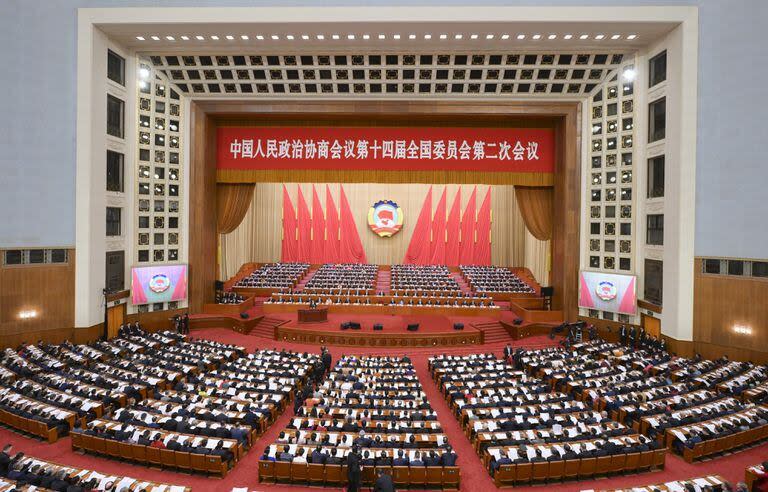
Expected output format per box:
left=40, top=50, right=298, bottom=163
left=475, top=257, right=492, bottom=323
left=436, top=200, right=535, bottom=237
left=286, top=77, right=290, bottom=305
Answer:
left=131, top=264, right=188, bottom=305
left=578, top=271, right=637, bottom=315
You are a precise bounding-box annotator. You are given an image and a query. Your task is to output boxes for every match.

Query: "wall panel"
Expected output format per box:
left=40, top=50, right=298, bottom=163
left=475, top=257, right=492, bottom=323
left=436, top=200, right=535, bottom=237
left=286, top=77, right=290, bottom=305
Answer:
left=0, top=250, right=75, bottom=340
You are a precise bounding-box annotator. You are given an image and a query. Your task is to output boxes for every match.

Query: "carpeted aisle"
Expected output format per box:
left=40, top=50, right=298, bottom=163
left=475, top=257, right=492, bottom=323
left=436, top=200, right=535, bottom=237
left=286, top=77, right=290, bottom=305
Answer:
left=1, top=328, right=767, bottom=491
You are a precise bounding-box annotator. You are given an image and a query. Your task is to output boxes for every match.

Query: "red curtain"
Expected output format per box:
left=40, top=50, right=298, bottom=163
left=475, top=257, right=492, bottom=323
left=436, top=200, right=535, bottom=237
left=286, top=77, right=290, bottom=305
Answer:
left=430, top=188, right=447, bottom=265
left=444, top=187, right=461, bottom=266
left=339, top=185, right=367, bottom=263
left=474, top=188, right=492, bottom=265
left=296, top=186, right=312, bottom=262
left=459, top=186, right=477, bottom=264
left=311, top=185, right=326, bottom=263
left=324, top=184, right=340, bottom=263
left=403, top=186, right=433, bottom=264
left=280, top=185, right=298, bottom=262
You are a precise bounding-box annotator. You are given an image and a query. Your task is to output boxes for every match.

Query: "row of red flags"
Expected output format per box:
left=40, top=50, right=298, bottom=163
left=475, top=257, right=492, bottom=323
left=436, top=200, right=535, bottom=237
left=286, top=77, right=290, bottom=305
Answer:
left=403, top=186, right=491, bottom=266
left=280, top=185, right=491, bottom=265
left=281, top=185, right=367, bottom=264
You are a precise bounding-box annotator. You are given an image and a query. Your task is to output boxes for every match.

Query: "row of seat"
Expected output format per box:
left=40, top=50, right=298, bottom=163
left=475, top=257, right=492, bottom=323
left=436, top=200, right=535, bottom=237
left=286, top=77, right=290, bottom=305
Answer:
left=0, top=408, right=71, bottom=443
left=71, top=432, right=228, bottom=477
left=494, top=449, right=666, bottom=487
left=681, top=425, right=768, bottom=463
left=259, top=461, right=460, bottom=489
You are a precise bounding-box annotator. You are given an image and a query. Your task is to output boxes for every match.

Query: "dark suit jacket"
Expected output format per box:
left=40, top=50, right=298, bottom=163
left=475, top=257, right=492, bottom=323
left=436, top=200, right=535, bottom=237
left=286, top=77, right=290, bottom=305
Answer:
left=374, top=473, right=396, bottom=492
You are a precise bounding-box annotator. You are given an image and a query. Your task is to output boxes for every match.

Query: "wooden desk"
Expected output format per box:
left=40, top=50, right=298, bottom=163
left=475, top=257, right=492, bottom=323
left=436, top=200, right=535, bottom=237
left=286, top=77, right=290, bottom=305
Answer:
left=298, top=308, right=328, bottom=323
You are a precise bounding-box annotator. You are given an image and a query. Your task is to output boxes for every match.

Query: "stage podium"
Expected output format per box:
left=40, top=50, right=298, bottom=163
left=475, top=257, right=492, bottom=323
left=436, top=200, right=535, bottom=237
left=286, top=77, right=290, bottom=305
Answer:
left=298, top=307, right=328, bottom=323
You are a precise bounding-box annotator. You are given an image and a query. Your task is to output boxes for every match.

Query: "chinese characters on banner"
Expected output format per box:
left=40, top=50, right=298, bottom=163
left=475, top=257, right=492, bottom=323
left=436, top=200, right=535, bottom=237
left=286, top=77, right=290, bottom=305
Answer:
left=217, top=127, right=555, bottom=173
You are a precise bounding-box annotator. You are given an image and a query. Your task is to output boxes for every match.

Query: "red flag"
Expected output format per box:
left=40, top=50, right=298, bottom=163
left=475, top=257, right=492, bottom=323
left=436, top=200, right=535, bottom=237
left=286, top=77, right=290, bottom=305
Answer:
left=459, top=187, right=477, bottom=265
left=445, top=187, right=461, bottom=266
left=339, top=185, right=367, bottom=263
left=324, top=185, right=340, bottom=263
left=474, top=187, right=492, bottom=265
left=281, top=185, right=298, bottom=262
left=311, top=185, right=325, bottom=264
left=430, top=188, right=447, bottom=265
left=296, top=186, right=312, bottom=262
left=403, top=186, right=433, bottom=265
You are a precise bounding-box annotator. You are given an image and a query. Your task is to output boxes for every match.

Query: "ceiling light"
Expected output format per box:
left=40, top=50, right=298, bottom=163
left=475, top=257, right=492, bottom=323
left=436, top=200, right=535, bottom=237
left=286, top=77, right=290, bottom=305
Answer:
left=486, top=34, right=494, bottom=40
left=150, top=36, right=160, bottom=41
left=470, top=34, right=479, bottom=39
left=548, top=34, right=557, bottom=40
left=393, top=34, right=401, bottom=40
left=301, top=34, right=309, bottom=40
left=439, top=34, right=447, bottom=40
left=286, top=35, right=294, bottom=40
left=501, top=34, right=509, bottom=40
left=135, top=36, right=145, bottom=41
left=532, top=34, right=541, bottom=40
left=224, top=35, right=233, bottom=40
left=611, top=34, right=621, bottom=40
left=210, top=35, right=219, bottom=40
left=627, top=34, right=638, bottom=40
left=564, top=34, right=573, bottom=40
left=595, top=34, right=605, bottom=40
left=517, top=34, right=525, bottom=40
left=378, top=34, right=386, bottom=40
left=454, top=34, right=463, bottom=39
left=424, top=34, right=432, bottom=39
left=316, top=34, right=324, bottom=40
left=139, top=80, right=148, bottom=89
left=348, top=34, right=355, bottom=40
left=180, top=35, right=189, bottom=41
left=240, top=35, right=248, bottom=40
left=256, top=35, right=264, bottom=40
left=271, top=35, right=279, bottom=40
left=579, top=34, right=589, bottom=40
left=196, top=35, right=204, bottom=40
left=622, top=67, right=637, bottom=82
left=362, top=34, right=370, bottom=40
left=332, top=34, right=340, bottom=40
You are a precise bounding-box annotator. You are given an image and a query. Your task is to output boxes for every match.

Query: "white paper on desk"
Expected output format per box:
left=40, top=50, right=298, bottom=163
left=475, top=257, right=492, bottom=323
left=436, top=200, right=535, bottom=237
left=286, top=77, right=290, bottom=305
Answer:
left=490, top=409, right=500, bottom=418
left=540, top=412, right=550, bottom=421
left=131, top=431, right=142, bottom=442
left=648, top=418, right=659, bottom=427
left=421, top=434, right=429, bottom=441
left=191, top=437, right=204, bottom=447
left=585, top=443, right=596, bottom=452
left=567, top=428, right=578, bottom=438
left=541, top=447, right=553, bottom=459
left=664, top=482, right=685, bottom=492
left=515, top=415, right=524, bottom=423
left=163, top=435, right=175, bottom=445
left=671, top=430, right=686, bottom=441
left=708, top=476, right=722, bottom=485
left=482, top=433, right=492, bottom=441
left=487, top=421, right=497, bottom=431
left=231, top=488, right=248, bottom=492
left=489, top=449, right=501, bottom=460
left=408, top=450, right=417, bottom=460
left=693, top=478, right=712, bottom=487
left=329, top=433, right=338, bottom=444
left=437, top=435, right=445, bottom=446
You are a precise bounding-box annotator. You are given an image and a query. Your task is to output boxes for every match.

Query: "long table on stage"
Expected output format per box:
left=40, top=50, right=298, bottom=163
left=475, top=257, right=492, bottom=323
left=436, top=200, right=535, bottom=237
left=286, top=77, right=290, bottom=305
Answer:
left=264, top=302, right=501, bottom=318
left=297, top=308, right=328, bottom=323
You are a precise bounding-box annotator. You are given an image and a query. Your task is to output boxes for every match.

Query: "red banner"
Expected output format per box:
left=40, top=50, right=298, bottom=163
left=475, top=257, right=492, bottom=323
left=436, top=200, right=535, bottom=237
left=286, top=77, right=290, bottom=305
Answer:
left=217, top=126, right=555, bottom=173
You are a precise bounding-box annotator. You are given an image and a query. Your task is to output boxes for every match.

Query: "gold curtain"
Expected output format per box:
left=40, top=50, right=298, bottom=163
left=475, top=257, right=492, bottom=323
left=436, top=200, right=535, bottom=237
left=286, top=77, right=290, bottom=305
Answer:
left=514, top=186, right=554, bottom=241
left=217, top=183, right=256, bottom=234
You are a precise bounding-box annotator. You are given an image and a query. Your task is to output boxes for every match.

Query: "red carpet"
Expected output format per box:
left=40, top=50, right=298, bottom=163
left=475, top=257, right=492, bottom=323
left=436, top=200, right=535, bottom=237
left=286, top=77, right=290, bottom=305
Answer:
left=1, top=328, right=766, bottom=491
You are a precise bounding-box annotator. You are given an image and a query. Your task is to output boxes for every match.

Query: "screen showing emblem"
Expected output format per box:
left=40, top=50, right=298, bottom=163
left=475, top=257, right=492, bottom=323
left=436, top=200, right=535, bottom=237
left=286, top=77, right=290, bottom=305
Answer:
left=595, top=281, right=618, bottom=301
left=148, top=273, right=171, bottom=293
left=368, top=200, right=403, bottom=237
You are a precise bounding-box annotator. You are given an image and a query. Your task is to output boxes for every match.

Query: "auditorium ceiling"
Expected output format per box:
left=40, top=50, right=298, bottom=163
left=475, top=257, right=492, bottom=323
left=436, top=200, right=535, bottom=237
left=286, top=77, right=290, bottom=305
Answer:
left=98, top=16, right=677, bottom=99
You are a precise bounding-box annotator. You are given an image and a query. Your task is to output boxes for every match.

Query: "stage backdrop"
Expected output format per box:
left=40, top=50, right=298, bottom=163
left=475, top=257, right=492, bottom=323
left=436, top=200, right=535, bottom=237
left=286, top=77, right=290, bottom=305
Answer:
left=220, top=183, right=549, bottom=283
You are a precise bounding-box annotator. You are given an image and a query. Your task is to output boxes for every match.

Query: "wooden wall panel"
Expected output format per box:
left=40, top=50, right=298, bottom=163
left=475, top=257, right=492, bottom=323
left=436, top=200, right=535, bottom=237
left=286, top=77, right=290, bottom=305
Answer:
left=125, top=308, right=186, bottom=333
left=188, top=103, right=219, bottom=312
left=693, top=258, right=768, bottom=361
left=0, top=250, right=75, bottom=342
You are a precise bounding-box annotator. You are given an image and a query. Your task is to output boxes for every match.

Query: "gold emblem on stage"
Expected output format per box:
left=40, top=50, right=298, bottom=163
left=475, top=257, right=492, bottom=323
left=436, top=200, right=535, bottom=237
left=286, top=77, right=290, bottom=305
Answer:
left=368, top=200, right=403, bottom=238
